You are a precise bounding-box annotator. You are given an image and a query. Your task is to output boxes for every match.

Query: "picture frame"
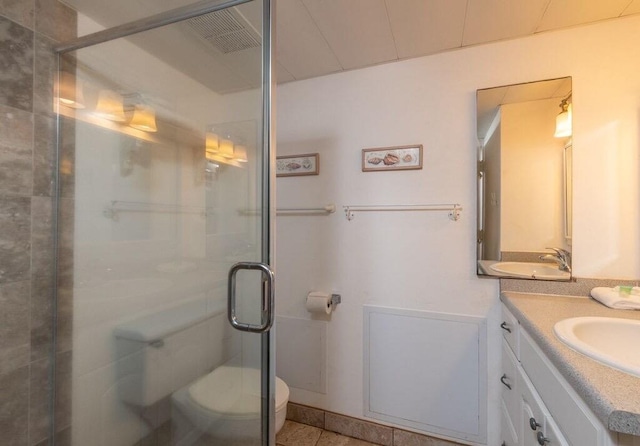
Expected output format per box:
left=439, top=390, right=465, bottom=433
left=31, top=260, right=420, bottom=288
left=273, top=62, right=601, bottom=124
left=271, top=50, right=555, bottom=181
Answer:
left=362, top=144, right=423, bottom=172
left=276, top=153, right=319, bottom=177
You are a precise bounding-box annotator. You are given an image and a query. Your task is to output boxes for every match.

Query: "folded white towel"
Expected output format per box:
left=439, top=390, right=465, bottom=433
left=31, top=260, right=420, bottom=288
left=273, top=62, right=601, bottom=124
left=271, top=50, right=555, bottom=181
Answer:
left=590, top=287, right=640, bottom=310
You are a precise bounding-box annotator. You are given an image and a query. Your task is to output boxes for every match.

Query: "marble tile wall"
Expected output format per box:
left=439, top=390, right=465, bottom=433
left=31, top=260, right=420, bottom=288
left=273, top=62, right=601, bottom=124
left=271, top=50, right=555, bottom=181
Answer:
left=0, top=2, right=76, bottom=445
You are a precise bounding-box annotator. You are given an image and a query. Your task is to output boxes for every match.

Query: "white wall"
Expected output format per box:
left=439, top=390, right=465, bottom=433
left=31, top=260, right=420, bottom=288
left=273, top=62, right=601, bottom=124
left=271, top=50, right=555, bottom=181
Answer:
left=275, top=14, right=640, bottom=445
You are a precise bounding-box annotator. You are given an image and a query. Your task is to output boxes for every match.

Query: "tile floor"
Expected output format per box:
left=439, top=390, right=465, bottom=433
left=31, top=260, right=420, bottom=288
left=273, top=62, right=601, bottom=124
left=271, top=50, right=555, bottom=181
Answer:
left=276, top=421, right=379, bottom=446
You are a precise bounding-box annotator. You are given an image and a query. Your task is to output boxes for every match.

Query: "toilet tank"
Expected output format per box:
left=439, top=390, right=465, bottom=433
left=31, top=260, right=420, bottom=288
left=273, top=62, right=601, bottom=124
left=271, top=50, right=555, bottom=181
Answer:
left=114, top=296, right=238, bottom=406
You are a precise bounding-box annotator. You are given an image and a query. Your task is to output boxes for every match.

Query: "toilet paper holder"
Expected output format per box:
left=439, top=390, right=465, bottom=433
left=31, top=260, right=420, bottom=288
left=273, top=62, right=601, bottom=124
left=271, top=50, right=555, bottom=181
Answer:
left=331, top=294, right=342, bottom=307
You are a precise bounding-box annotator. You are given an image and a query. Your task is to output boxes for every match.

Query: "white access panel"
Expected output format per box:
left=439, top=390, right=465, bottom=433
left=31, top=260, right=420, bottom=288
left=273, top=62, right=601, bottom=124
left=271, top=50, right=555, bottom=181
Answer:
left=363, top=306, right=487, bottom=443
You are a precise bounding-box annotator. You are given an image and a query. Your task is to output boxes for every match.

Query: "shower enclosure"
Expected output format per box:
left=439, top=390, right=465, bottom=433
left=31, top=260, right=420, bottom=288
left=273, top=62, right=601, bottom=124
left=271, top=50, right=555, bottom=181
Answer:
left=53, top=0, right=275, bottom=444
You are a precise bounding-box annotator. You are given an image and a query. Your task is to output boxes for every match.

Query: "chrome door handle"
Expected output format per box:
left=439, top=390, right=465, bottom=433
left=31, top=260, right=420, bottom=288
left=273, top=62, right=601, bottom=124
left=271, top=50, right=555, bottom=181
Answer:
left=228, top=262, right=275, bottom=333
left=500, top=322, right=511, bottom=333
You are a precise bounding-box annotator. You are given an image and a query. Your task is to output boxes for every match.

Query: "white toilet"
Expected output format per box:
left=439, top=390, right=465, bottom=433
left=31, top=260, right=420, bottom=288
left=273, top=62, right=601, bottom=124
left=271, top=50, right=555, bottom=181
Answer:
left=115, top=304, right=289, bottom=444
left=172, top=364, right=290, bottom=442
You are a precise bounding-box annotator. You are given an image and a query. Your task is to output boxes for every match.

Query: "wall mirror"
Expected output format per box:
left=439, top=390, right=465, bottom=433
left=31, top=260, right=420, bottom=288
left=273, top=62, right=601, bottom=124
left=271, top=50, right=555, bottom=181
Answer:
left=476, top=77, right=573, bottom=281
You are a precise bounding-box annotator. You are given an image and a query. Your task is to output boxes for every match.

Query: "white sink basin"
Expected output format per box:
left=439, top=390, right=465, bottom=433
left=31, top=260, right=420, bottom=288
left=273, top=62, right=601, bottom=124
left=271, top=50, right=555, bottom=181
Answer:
left=489, top=261, right=570, bottom=280
left=554, top=317, right=640, bottom=377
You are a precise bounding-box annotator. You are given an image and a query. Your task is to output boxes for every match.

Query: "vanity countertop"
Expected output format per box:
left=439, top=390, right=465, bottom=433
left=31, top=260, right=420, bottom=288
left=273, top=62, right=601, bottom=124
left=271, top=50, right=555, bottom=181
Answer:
left=501, top=291, right=640, bottom=436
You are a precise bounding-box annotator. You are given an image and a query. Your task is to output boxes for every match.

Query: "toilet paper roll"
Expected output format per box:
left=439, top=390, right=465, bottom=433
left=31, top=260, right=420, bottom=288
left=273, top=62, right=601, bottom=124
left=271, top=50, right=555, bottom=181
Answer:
left=306, top=292, right=332, bottom=315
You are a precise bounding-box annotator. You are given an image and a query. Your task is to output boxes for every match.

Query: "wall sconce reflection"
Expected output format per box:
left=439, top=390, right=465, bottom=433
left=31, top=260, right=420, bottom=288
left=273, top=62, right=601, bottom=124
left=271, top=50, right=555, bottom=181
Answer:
left=95, top=90, right=126, bottom=122
left=58, top=72, right=85, bottom=109
left=205, top=132, right=220, bottom=155
left=203, top=121, right=255, bottom=167
left=129, top=105, right=157, bottom=132
left=219, top=137, right=235, bottom=159
left=234, top=144, right=248, bottom=163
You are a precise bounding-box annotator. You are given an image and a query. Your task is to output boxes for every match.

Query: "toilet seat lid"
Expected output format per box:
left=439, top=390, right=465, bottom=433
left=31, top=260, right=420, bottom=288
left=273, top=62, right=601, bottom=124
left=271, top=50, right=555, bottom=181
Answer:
left=188, top=366, right=289, bottom=418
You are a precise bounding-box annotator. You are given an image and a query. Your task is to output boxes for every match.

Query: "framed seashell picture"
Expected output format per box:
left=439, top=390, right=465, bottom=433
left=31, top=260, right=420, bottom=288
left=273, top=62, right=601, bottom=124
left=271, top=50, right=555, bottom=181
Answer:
left=362, top=144, right=423, bottom=172
left=276, top=153, right=319, bottom=177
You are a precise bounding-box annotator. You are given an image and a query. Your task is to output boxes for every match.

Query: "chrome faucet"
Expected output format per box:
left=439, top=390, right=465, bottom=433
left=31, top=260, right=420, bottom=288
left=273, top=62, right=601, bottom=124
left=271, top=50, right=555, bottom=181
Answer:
left=539, top=248, right=572, bottom=273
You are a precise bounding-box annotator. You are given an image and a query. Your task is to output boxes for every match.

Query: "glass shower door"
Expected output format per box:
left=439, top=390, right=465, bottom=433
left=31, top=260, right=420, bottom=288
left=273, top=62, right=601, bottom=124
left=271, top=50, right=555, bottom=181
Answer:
left=55, top=1, right=275, bottom=444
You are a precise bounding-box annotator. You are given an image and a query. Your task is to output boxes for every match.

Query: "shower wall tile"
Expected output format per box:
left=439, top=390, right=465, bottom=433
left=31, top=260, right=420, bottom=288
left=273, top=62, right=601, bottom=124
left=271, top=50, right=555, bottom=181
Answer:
left=1, top=1, right=77, bottom=445
left=58, top=117, right=76, bottom=199
left=55, top=286, right=72, bottom=353
left=31, top=196, right=54, bottom=278
left=0, top=103, right=34, bottom=148
left=33, top=33, right=56, bottom=118
left=0, top=104, right=34, bottom=196
left=29, top=357, right=52, bottom=445
left=0, top=196, right=32, bottom=283
left=54, top=426, right=72, bottom=446
left=0, top=0, right=35, bottom=29
left=30, top=193, right=55, bottom=363
left=54, top=350, right=72, bottom=432
left=30, top=275, right=53, bottom=361
left=34, top=0, right=76, bottom=42
left=56, top=197, right=74, bottom=291
left=0, top=16, right=34, bottom=112
left=0, top=280, right=30, bottom=375
left=0, top=365, right=29, bottom=446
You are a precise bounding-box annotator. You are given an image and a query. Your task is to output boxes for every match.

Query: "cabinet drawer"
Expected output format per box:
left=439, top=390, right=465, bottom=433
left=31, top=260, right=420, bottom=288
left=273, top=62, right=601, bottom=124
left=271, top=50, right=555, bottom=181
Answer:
left=520, top=330, right=607, bottom=446
left=501, top=306, right=519, bottom=357
left=501, top=340, right=519, bottom=420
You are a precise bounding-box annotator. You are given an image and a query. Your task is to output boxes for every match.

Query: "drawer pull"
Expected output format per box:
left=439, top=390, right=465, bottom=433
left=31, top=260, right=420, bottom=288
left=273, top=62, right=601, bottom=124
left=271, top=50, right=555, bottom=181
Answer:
left=537, top=431, right=549, bottom=445
left=500, top=373, right=512, bottom=390
left=500, top=322, right=512, bottom=333
left=529, top=417, right=541, bottom=430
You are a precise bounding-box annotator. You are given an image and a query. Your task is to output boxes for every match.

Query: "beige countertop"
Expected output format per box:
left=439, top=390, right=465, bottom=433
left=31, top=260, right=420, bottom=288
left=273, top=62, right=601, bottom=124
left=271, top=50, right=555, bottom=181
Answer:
left=500, top=291, right=640, bottom=436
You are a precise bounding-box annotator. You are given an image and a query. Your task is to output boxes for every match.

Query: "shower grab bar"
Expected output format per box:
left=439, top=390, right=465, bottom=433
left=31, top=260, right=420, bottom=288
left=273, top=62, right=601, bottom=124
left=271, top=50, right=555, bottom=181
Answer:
left=238, top=204, right=336, bottom=216
left=103, top=200, right=208, bottom=220
left=343, top=204, right=462, bottom=221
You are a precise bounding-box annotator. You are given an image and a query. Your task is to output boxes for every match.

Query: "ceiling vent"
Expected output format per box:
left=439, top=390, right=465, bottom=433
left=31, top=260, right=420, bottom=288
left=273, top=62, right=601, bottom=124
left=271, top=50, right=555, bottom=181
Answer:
left=186, top=9, right=261, bottom=54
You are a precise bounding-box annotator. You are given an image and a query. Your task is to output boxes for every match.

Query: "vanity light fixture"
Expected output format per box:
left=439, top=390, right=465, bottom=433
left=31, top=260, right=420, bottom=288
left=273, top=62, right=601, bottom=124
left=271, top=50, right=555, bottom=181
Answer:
left=95, top=90, right=126, bottom=122
left=58, top=71, right=85, bottom=109
left=129, top=104, right=157, bottom=132
left=554, top=95, right=572, bottom=138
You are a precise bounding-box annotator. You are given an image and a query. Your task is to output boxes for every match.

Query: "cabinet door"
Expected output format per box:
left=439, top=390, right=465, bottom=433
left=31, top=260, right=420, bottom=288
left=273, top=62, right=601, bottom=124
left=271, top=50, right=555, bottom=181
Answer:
left=543, top=415, right=570, bottom=446
left=500, top=400, right=518, bottom=446
left=520, top=366, right=569, bottom=446
left=521, top=397, right=544, bottom=446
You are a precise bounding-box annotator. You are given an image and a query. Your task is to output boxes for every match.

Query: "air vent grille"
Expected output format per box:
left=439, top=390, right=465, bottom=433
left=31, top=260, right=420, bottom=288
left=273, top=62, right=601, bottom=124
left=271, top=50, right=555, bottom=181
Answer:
left=186, top=9, right=260, bottom=54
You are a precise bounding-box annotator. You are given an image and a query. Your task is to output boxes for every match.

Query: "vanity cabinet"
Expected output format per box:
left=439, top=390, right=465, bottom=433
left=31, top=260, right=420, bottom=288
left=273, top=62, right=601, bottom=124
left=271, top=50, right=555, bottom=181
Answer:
left=500, top=304, right=618, bottom=446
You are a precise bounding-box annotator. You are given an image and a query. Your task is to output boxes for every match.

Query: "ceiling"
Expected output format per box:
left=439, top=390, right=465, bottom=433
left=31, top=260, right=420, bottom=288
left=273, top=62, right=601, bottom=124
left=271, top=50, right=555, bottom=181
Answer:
left=65, top=0, right=640, bottom=94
